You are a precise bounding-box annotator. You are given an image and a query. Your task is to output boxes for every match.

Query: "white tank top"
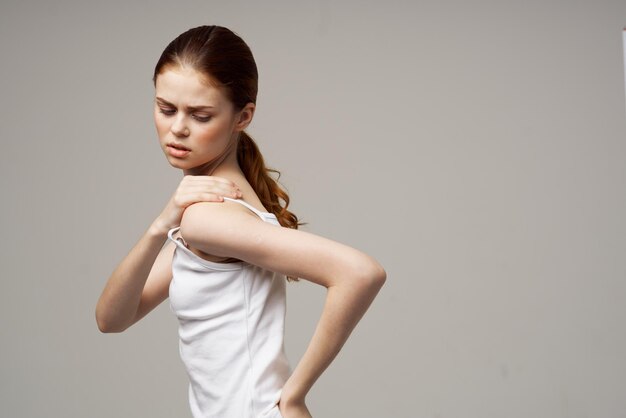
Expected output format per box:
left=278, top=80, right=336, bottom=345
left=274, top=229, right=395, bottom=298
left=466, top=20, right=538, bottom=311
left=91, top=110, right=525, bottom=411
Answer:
left=167, top=197, right=291, bottom=418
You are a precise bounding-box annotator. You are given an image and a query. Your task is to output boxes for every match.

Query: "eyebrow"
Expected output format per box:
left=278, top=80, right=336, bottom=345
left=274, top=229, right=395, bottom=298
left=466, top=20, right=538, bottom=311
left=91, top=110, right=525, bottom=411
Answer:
left=156, top=96, right=215, bottom=110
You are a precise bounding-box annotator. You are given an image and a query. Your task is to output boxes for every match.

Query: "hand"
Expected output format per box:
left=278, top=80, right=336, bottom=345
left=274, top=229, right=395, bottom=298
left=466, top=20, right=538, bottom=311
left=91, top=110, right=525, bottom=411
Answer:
left=277, top=395, right=313, bottom=418
left=277, top=377, right=312, bottom=418
left=151, top=175, right=242, bottom=233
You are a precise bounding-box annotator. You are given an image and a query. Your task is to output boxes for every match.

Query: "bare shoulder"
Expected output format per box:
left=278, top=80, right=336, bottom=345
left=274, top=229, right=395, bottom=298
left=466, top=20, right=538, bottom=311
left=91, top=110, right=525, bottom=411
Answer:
left=180, top=200, right=386, bottom=288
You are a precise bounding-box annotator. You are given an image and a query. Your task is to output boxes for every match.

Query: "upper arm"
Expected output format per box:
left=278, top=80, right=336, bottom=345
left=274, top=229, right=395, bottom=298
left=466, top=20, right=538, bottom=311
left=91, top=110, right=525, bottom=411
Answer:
left=130, top=238, right=176, bottom=326
left=179, top=201, right=386, bottom=288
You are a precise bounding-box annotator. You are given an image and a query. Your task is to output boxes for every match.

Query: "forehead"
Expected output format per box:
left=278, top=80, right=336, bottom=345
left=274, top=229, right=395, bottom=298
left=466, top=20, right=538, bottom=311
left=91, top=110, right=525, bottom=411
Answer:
left=155, top=66, right=228, bottom=106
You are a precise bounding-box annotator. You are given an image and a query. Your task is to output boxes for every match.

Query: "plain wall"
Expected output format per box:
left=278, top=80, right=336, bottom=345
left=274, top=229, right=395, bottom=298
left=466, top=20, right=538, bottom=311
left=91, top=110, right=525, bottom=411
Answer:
left=1, top=0, right=625, bottom=417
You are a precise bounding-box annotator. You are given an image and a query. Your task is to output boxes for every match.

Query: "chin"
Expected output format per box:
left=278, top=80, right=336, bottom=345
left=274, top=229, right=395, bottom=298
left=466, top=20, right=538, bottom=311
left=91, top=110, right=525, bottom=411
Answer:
left=165, top=155, right=191, bottom=169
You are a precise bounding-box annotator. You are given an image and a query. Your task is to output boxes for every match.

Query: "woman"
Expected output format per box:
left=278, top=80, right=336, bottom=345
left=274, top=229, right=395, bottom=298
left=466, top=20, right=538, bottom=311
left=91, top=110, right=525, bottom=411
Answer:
left=95, top=25, right=386, bottom=418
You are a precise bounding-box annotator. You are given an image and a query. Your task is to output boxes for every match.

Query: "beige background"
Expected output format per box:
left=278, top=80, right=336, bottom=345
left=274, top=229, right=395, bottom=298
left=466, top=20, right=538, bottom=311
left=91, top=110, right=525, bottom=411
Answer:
left=1, top=1, right=625, bottom=417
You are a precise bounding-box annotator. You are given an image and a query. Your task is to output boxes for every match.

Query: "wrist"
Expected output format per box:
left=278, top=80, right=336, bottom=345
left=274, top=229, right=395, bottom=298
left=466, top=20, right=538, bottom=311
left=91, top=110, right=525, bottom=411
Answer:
left=148, top=219, right=170, bottom=237
left=280, top=379, right=308, bottom=406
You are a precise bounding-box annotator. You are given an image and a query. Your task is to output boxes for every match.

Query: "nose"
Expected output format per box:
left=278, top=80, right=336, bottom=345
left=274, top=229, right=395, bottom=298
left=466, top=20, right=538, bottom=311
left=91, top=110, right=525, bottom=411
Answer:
left=171, top=115, right=190, bottom=137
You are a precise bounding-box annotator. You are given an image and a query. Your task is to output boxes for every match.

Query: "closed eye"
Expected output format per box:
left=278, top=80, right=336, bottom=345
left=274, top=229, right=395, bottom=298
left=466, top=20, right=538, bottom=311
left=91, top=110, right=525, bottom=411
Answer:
left=159, top=108, right=175, bottom=115
left=158, top=108, right=212, bottom=122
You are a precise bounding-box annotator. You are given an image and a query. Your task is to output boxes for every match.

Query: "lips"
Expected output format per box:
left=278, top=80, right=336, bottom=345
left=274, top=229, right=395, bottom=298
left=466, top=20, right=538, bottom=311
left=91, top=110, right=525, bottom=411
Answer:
left=168, top=142, right=190, bottom=151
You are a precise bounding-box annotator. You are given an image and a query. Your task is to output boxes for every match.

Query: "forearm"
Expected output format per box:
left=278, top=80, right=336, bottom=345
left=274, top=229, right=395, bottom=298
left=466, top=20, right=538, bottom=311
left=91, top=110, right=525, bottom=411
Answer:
left=95, top=222, right=168, bottom=332
left=283, top=276, right=385, bottom=402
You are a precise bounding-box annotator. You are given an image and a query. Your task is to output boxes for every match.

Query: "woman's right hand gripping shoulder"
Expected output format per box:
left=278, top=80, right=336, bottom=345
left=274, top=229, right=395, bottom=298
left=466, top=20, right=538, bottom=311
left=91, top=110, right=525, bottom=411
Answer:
left=96, top=175, right=242, bottom=333
left=153, top=175, right=243, bottom=234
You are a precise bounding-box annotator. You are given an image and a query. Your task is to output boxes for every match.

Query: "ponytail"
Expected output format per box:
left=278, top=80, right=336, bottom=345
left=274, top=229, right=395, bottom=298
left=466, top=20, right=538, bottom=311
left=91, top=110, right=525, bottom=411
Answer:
left=237, top=131, right=305, bottom=282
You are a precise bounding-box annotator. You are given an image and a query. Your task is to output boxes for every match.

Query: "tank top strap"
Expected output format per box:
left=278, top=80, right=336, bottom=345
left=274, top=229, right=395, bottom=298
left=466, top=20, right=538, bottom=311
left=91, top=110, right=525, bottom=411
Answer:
left=222, top=196, right=268, bottom=220
left=167, top=226, right=188, bottom=248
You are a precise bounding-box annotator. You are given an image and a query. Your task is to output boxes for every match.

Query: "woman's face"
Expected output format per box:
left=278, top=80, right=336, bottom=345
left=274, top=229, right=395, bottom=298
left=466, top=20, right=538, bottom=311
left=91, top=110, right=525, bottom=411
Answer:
left=154, top=65, right=239, bottom=169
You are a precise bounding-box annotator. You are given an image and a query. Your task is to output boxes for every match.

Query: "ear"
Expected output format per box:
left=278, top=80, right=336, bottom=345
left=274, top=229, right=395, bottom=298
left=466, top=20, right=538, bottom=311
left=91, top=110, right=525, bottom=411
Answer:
left=233, top=103, right=256, bottom=132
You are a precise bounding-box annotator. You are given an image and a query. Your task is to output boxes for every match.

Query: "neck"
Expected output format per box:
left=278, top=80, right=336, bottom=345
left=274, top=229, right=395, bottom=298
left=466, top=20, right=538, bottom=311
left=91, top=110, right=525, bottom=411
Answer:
left=183, top=138, right=245, bottom=181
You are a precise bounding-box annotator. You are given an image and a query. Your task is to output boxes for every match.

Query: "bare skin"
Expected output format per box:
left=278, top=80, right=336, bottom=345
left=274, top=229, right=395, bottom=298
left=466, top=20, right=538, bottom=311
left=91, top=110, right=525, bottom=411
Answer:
left=96, top=65, right=386, bottom=418
left=95, top=175, right=243, bottom=331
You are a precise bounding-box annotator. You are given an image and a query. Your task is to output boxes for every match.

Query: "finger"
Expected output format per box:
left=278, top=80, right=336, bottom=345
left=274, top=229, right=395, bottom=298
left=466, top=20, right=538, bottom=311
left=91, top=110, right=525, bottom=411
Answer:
left=207, top=181, right=242, bottom=196
left=192, top=192, right=225, bottom=202
left=218, top=189, right=242, bottom=198
left=180, top=191, right=215, bottom=201
left=201, top=181, right=240, bottom=195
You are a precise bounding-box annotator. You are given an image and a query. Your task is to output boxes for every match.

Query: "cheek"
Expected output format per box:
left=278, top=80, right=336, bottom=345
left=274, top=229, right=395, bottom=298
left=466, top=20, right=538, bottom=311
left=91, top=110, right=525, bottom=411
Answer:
left=196, top=121, right=228, bottom=142
left=194, top=127, right=220, bottom=145
left=154, top=115, right=170, bottom=136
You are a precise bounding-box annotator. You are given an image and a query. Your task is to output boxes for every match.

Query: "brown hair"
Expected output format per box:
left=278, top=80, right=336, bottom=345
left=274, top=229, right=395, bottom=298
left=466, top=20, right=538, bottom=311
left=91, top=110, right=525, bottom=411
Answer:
left=153, top=25, right=304, bottom=282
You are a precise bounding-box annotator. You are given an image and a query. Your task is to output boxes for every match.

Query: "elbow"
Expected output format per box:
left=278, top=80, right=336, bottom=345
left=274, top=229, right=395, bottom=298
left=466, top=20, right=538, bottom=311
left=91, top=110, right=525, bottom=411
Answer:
left=97, top=320, right=126, bottom=334
left=355, top=255, right=387, bottom=289
left=370, top=263, right=387, bottom=288
left=96, top=316, right=112, bottom=333
left=95, top=308, right=126, bottom=334
left=97, top=323, right=113, bottom=334
left=96, top=313, right=115, bottom=333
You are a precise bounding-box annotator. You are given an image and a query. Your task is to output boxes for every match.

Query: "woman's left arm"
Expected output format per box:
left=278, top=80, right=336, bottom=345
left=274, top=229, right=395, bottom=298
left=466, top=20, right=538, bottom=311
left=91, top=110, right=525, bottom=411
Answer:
left=179, top=200, right=387, bottom=408
left=279, top=263, right=385, bottom=407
